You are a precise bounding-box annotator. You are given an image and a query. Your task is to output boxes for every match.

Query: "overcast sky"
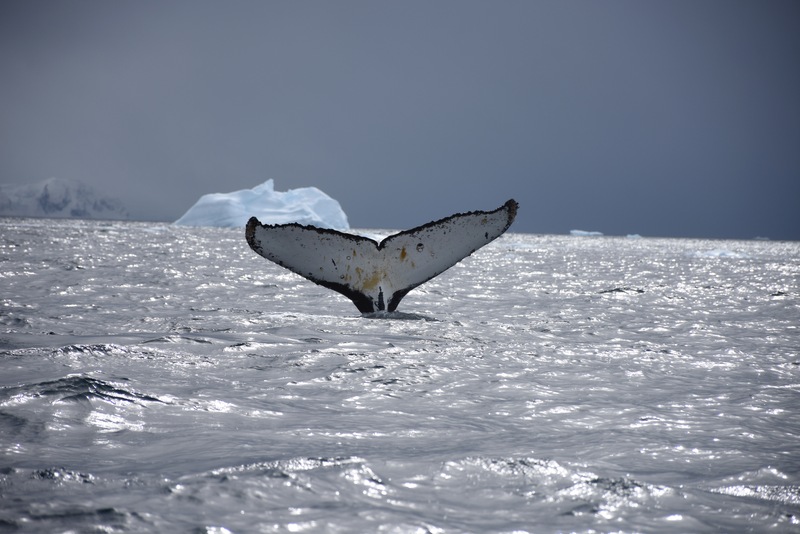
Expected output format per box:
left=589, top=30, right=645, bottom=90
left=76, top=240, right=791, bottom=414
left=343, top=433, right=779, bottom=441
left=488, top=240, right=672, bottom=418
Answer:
left=1, top=0, right=798, bottom=239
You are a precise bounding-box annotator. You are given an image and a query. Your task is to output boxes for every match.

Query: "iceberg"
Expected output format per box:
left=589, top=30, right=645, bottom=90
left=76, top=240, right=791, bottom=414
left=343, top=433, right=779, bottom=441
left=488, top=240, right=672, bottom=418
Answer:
left=174, top=180, right=349, bottom=230
left=0, top=177, right=129, bottom=220
left=570, top=229, right=604, bottom=237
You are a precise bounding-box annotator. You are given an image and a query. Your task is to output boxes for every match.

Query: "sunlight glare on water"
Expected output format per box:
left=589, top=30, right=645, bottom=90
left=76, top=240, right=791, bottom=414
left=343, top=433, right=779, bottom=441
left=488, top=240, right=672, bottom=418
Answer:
left=0, top=218, right=799, bottom=532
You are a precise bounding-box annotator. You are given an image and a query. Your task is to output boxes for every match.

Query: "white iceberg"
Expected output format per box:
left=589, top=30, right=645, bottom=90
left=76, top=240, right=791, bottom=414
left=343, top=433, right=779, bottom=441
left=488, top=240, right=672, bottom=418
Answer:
left=0, top=177, right=129, bottom=220
left=570, top=229, right=604, bottom=237
left=174, top=180, right=349, bottom=230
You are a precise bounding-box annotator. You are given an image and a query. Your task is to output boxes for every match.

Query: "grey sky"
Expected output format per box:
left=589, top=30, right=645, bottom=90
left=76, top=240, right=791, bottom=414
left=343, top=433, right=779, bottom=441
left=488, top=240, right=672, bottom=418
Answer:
left=1, top=0, right=798, bottom=239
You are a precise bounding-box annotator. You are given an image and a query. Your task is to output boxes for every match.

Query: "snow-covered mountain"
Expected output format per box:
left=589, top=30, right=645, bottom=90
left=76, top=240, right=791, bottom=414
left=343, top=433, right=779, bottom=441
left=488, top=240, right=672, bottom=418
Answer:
left=0, top=178, right=130, bottom=220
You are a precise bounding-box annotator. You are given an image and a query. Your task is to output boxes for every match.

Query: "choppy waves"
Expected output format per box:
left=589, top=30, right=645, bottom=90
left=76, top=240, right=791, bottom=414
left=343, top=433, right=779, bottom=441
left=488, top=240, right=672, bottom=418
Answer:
left=1, top=218, right=799, bottom=532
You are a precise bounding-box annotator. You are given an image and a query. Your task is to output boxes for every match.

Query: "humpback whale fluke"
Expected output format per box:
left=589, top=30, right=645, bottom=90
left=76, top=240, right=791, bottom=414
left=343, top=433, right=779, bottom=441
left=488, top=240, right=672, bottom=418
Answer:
left=245, top=199, right=518, bottom=313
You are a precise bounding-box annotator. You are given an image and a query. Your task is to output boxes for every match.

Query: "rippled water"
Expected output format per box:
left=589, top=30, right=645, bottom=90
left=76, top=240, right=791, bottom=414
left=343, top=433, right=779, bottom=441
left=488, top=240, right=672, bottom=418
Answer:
left=1, top=218, right=799, bottom=533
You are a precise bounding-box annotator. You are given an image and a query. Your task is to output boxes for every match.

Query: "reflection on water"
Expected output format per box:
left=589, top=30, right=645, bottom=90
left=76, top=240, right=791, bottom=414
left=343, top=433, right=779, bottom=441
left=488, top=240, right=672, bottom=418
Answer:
left=1, top=218, right=799, bottom=532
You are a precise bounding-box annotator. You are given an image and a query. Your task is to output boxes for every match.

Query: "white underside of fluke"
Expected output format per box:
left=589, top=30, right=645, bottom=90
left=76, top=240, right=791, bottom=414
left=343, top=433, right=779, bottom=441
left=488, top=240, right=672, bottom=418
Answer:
left=245, top=199, right=518, bottom=313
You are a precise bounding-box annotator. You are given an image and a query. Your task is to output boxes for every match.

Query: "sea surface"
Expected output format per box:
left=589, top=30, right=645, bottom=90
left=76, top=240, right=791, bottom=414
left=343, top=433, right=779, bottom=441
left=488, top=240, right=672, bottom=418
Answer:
left=1, top=218, right=798, bottom=533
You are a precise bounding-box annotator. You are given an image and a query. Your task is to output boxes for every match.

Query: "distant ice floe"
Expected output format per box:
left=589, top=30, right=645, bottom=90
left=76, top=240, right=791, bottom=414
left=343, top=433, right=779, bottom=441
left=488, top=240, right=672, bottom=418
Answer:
left=570, top=229, right=604, bottom=237
left=174, top=179, right=349, bottom=230
left=569, top=230, right=645, bottom=238
left=0, top=177, right=129, bottom=220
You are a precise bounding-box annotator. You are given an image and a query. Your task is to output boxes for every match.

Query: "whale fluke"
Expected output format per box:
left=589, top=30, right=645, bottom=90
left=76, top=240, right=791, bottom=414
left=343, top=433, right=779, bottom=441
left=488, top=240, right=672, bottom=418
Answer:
left=245, top=199, right=518, bottom=313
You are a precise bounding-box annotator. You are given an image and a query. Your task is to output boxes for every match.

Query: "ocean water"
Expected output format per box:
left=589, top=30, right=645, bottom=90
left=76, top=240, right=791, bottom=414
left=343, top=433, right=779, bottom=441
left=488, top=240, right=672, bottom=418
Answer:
left=1, top=218, right=798, bottom=533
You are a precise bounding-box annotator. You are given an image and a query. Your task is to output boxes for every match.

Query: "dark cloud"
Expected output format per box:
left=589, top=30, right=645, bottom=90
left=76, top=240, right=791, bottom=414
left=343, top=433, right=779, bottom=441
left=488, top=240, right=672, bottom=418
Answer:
left=1, top=0, right=798, bottom=239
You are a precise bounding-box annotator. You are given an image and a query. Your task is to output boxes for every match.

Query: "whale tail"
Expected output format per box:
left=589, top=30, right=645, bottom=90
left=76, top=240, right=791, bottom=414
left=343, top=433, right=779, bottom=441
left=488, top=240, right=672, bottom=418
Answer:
left=245, top=199, right=518, bottom=313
